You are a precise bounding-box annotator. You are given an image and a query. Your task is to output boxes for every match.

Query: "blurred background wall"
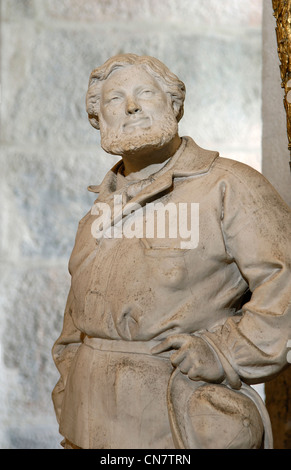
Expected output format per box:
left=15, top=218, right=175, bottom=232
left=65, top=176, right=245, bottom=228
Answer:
left=262, top=1, right=291, bottom=449
left=0, top=0, right=275, bottom=449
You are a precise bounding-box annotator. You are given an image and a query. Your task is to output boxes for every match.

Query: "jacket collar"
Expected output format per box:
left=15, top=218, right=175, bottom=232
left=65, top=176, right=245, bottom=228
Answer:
left=88, top=136, right=219, bottom=202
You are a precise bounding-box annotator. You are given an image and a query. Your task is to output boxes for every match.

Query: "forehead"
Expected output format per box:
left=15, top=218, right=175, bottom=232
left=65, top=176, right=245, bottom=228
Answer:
left=101, top=65, right=164, bottom=95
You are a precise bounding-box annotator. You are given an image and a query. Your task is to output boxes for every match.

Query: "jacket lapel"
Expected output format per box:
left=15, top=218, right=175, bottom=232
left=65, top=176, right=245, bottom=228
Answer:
left=87, top=137, right=219, bottom=231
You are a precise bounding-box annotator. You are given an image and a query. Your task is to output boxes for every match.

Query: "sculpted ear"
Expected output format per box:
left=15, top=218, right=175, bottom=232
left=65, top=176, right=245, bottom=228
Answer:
left=172, top=101, right=180, bottom=119
left=86, top=81, right=101, bottom=130
left=172, top=99, right=184, bottom=123
left=88, top=115, right=100, bottom=130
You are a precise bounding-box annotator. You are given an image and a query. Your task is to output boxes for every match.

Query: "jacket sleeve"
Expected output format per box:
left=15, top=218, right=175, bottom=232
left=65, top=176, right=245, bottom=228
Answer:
left=51, top=287, right=83, bottom=423
left=52, top=211, right=92, bottom=422
left=201, top=161, right=291, bottom=388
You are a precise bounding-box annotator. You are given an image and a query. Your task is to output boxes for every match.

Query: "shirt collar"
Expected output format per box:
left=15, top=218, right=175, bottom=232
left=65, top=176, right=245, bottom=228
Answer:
left=87, top=136, right=219, bottom=198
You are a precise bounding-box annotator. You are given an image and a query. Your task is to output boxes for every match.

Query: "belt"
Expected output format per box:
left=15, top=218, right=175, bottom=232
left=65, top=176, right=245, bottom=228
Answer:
left=83, top=335, right=170, bottom=358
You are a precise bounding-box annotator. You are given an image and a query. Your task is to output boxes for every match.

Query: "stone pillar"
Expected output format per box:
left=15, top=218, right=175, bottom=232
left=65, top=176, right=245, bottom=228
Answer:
left=262, top=0, right=291, bottom=449
left=262, top=0, right=291, bottom=205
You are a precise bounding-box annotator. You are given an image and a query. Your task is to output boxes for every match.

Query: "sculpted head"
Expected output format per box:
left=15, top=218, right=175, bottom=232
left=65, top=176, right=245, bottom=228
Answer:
left=86, top=54, right=186, bottom=157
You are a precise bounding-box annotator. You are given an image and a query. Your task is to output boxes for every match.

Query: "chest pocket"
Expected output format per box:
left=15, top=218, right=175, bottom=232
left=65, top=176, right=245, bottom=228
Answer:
left=140, top=238, right=190, bottom=289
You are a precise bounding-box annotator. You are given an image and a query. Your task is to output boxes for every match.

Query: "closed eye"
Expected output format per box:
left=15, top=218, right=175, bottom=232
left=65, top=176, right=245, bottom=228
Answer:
left=104, top=95, right=124, bottom=105
left=140, top=90, right=154, bottom=97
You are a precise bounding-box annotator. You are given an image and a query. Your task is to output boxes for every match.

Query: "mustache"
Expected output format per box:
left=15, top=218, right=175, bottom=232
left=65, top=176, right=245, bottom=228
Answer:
left=99, top=112, right=178, bottom=156
left=123, top=116, right=152, bottom=133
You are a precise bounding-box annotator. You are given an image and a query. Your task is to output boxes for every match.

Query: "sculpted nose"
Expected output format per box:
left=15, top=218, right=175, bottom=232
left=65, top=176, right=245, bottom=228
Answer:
left=126, top=97, right=141, bottom=115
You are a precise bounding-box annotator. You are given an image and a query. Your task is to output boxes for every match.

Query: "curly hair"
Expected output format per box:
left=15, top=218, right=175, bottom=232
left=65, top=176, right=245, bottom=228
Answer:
left=86, top=53, right=186, bottom=130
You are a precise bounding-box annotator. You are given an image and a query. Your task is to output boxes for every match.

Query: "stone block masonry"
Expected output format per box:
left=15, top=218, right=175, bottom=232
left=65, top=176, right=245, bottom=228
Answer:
left=0, top=0, right=263, bottom=448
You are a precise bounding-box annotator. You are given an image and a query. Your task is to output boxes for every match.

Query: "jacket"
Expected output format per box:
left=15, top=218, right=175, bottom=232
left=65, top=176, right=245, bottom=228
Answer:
left=52, top=136, right=291, bottom=448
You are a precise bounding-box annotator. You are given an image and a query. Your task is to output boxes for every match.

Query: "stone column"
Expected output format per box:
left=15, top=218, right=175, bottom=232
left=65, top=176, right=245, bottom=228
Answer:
left=262, top=0, right=291, bottom=205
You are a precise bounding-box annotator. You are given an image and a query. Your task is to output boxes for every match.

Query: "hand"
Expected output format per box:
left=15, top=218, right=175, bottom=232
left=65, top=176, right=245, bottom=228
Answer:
left=151, top=334, right=224, bottom=383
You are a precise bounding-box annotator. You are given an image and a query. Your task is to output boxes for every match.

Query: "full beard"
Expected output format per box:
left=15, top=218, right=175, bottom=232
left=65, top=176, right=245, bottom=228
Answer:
left=99, top=112, right=179, bottom=157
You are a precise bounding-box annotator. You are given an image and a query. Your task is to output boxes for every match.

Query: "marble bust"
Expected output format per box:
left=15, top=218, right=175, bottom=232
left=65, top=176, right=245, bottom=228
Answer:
left=52, top=53, right=291, bottom=449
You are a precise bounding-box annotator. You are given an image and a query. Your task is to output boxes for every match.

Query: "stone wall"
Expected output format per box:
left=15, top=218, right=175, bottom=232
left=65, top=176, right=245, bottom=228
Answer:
left=262, top=1, right=291, bottom=450
left=0, top=0, right=263, bottom=448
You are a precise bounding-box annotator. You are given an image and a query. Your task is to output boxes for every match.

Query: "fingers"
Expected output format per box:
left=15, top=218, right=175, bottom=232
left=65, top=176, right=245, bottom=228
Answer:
left=151, top=335, right=204, bottom=380
left=152, top=335, right=224, bottom=383
left=171, top=348, right=188, bottom=367
left=187, top=366, right=202, bottom=380
left=175, top=355, right=193, bottom=373
left=151, top=334, right=190, bottom=355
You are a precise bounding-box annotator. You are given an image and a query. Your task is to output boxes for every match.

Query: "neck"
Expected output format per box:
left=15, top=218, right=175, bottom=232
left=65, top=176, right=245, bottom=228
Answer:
left=121, top=134, right=182, bottom=176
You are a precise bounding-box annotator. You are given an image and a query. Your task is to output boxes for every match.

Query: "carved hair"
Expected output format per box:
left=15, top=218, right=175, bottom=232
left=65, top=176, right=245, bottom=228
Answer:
left=86, top=53, right=186, bottom=130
